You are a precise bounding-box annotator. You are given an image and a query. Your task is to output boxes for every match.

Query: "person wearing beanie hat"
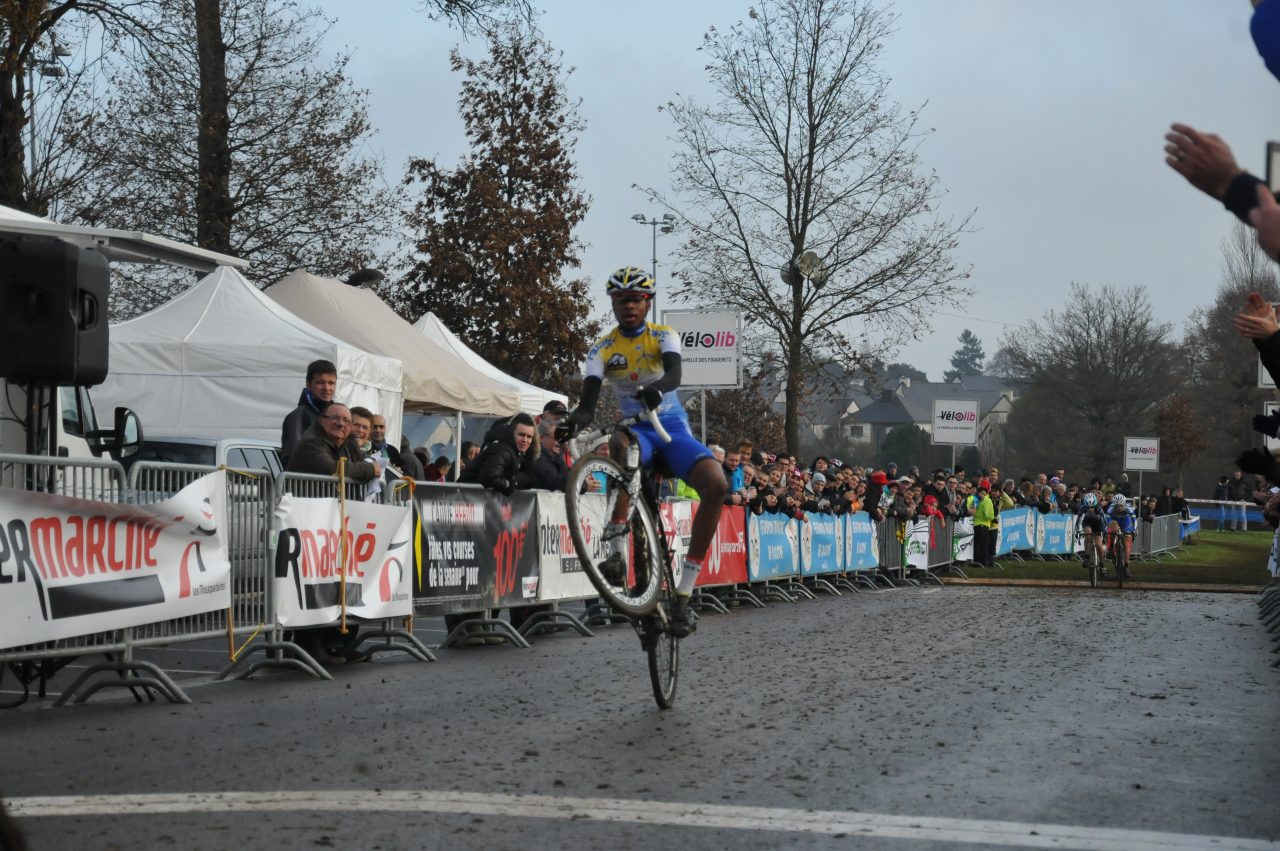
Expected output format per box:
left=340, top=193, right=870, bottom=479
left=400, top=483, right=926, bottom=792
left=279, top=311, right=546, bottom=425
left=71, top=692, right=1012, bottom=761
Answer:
left=870, top=470, right=889, bottom=486
left=979, top=478, right=991, bottom=492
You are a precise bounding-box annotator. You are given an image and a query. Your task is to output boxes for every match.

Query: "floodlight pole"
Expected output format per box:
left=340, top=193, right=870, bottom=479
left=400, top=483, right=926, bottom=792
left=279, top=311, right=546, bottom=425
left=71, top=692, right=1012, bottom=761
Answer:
left=632, top=213, right=676, bottom=318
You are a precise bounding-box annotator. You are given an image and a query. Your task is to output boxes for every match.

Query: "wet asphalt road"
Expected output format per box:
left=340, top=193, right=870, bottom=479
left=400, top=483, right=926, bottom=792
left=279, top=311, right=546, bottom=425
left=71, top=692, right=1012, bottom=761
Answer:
left=2, top=585, right=1279, bottom=850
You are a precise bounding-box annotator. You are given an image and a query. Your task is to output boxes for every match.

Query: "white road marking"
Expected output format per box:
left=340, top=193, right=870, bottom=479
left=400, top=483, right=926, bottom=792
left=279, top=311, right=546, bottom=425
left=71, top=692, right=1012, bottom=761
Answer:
left=6, top=790, right=1273, bottom=850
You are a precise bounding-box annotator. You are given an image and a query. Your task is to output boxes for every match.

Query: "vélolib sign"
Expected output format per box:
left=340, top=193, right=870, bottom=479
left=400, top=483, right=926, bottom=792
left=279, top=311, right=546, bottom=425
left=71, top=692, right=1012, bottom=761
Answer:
left=660, top=309, right=742, bottom=389
left=1123, top=436, right=1160, bottom=473
left=930, top=399, right=979, bottom=446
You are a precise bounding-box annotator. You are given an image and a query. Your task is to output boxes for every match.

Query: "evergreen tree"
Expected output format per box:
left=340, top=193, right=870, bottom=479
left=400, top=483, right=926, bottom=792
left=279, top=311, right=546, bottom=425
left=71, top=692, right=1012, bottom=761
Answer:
left=943, top=329, right=984, bottom=382
left=386, top=21, right=596, bottom=393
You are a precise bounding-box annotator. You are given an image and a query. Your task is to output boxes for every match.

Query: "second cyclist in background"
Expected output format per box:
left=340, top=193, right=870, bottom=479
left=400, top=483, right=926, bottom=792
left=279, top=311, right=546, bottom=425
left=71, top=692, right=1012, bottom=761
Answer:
left=556, top=267, right=728, bottom=637
left=1106, top=493, right=1137, bottom=567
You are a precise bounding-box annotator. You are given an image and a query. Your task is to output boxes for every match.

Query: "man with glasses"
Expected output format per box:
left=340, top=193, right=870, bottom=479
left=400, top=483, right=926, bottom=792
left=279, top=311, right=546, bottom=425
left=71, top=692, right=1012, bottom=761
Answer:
left=284, top=402, right=382, bottom=664
left=285, top=403, right=382, bottom=482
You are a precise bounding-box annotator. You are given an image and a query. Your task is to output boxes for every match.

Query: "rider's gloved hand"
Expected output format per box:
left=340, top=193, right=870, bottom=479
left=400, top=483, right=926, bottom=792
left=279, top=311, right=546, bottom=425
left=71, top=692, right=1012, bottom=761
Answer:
left=634, top=385, right=663, bottom=411
left=1254, top=410, right=1280, bottom=438
left=1236, top=447, right=1280, bottom=483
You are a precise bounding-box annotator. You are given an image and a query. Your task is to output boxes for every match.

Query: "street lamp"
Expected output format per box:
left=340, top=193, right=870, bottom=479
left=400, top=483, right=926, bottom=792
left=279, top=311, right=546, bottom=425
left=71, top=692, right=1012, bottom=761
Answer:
left=631, top=212, right=676, bottom=316
left=24, top=40, right=70, bottom=200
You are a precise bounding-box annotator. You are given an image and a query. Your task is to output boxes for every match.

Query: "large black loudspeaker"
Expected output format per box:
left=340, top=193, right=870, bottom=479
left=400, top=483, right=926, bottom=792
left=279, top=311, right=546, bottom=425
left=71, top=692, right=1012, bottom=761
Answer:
left=0, top=237, right=109, bottom=386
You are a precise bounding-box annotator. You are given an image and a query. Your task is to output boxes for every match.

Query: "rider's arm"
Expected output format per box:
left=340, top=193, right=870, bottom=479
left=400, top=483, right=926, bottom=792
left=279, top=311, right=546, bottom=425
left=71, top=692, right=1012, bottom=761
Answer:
left=646, top=351, right=682, bottom=394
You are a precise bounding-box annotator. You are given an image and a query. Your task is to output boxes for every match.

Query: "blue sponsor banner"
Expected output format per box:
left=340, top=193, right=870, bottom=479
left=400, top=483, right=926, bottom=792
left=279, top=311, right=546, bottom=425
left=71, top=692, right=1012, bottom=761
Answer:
left=747, top=512, right=799, bottom=580
left=801, top=513, right=842, bottom=576
left=843, top=512, right=879, bottom=569
left=1035, top=512, right=1075, bottom=555
left=996, top=507, right=1034, bottom=555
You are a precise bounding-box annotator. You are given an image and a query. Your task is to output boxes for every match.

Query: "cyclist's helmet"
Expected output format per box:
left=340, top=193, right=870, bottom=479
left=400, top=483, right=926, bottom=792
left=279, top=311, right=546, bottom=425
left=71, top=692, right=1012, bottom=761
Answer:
left=1111, top=493, right=1127, bottom=508
left=1082, top=492, right=1099, bottom=509
left=606, top=266, right=656, bottom=297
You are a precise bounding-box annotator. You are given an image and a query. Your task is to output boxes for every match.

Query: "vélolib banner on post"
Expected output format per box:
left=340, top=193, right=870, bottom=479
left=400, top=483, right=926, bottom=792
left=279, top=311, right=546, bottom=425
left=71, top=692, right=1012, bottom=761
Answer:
left=0, top=471, right=230, bottom=650
left=272, top=494, right=415, bottom=628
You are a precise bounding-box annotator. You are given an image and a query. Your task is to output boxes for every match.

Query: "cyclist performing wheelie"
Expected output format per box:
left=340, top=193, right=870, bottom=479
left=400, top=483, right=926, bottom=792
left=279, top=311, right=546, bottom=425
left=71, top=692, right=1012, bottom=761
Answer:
left=556, top=266, right=728, bottom=639
left=1078, top=491, right=1107, bottom=586
left=1106, top=493, right=1137, bottom=585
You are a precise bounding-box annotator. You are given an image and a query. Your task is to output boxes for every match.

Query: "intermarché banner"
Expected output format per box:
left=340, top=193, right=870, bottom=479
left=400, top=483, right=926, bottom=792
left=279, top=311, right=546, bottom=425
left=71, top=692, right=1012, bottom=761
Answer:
left=0, top=471, right=230, bottom=651
left=272, top=495, right=414, bottom=628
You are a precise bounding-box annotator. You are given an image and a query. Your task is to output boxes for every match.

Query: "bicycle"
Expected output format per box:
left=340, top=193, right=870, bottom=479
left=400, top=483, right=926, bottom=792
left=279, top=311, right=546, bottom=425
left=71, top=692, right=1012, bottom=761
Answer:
left=563, top=410, right=681, bottom=709
left=1108, top=527, right=1131, bottom=588
left=1082, top=533, right=1100, bottom=588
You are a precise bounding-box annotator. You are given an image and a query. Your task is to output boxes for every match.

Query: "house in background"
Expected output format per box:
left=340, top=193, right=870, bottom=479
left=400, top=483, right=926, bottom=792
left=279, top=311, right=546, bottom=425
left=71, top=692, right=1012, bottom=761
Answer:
left=840, top=374, right=1019, bottom=464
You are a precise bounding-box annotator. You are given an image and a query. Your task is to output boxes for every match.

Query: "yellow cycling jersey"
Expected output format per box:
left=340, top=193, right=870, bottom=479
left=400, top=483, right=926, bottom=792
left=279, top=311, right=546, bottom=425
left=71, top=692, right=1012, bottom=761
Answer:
left=584, top=322, right=687, bottom=420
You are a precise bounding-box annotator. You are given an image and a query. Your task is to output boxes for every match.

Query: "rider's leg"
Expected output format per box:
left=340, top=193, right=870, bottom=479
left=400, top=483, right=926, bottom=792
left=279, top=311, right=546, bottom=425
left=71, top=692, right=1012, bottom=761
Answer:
left=679, top=458, right=729, bottom=594
left=599, top=432, right=635, bottom=582
left=1124, top=532, right=1133, bottom=559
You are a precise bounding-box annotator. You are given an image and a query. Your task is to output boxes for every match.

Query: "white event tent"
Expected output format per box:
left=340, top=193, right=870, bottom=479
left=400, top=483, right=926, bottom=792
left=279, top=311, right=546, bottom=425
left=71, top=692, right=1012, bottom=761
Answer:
left=265, top=270, right=523, bottom=416
left=94, top=266, right=405, bottom=444
left=413, top=312, right=567, bottom=416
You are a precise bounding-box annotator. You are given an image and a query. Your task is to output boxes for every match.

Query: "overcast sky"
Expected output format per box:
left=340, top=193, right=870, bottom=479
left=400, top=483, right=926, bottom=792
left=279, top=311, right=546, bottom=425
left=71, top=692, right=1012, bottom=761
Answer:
left=314, top=0, right=1280, bottom=381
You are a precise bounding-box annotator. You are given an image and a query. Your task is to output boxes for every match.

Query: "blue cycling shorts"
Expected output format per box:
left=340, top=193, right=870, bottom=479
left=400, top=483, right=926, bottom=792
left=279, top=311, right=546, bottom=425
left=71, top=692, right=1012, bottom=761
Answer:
left=630, top=417, right=714, bottom=481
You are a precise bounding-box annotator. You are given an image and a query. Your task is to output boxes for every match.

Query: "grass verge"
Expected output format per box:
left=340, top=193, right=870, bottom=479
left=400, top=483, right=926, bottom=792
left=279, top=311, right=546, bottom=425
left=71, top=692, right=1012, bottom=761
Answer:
left=965, top=529, right=1273, bottom=586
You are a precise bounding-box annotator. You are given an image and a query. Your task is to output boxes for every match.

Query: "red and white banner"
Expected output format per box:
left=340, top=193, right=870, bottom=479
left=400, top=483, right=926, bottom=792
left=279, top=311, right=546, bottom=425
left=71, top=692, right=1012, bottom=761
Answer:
left=273, top=495, right=414, bottom=627
left=0, top=471, right=230, bottom=651
left=696, top=504, right=749, bottom=586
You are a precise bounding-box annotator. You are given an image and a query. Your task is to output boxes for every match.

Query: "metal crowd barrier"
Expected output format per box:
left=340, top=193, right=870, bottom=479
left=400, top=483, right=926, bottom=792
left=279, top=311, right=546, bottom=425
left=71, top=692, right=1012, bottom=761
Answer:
left=0, top=454, right=142, bottom=704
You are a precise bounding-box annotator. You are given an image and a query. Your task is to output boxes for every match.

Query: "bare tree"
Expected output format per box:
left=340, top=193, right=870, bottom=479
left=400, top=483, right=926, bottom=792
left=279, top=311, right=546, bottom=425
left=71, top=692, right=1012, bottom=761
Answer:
left=997, top=283, right=1180, bottom=479
left=0, top=1, right=146, bottom=213
left=646, top=0, right=971, bottom=454
left=60, top=0, right=397, bottom=318
left=416, top=0, right=533, bottom=34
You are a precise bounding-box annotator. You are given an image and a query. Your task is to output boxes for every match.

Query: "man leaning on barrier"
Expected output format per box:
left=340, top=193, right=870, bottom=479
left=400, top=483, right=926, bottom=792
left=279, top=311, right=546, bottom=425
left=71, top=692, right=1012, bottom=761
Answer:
left=285, top=402, right=382, bottom=664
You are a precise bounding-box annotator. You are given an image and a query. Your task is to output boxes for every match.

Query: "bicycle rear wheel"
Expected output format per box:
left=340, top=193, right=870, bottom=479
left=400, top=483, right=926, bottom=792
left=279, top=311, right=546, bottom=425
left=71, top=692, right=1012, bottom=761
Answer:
left=565, top=453, right=664, bottom=617
left=645, top=608, right=680, bottom=709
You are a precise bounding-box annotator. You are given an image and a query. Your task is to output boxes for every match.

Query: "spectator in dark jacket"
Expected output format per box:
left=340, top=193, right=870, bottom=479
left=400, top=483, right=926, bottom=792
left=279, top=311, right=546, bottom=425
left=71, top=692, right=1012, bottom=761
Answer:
left=530, top=416, right=570, bottom=491
left=280, top=359, right=337, bottom=468
left=1226, top=470, right=1250, bottom=531
left=284, top=402, right=380, bottom=665
left=459, top=414, right=538, bottom=494
left=1213, top=475, right=1230, bottom=530
left=285, top=403, right=380, bottom=483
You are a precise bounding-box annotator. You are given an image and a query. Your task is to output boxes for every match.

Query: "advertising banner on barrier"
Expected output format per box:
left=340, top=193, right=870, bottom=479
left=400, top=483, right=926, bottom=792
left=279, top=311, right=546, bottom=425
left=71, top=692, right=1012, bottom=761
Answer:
left=533, top=492, right=599, bottom=602
left=996, top=507, right=1034, bottom=555
left=905, top=519, right=932, bottom=570
left=273, top=494, right=414, bottom=628
left=698, top=504, right=749, bottom=587
left=747, top=513, right=798, bottom=580
left=659, top=501, right=693, bottom=583
left=800, top=513, right=842, bottom=576
left=411, top=485, right=539, bottom=613
left=952, top=517, right=974, bottom=562
left=0, top=472, right=231, bottom=650
left=1035, top=512, right=1076, bottom=555
left=844, top=512, right=879, bottom=569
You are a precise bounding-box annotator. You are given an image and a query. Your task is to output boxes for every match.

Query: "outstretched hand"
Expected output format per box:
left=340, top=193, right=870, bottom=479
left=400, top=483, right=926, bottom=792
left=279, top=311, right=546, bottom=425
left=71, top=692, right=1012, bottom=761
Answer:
left=1236, top=447, right=1280, bottom=481
left=1165, top=123, right=1243, bottom=200
left=1233, top=291, right=1280, bottom=339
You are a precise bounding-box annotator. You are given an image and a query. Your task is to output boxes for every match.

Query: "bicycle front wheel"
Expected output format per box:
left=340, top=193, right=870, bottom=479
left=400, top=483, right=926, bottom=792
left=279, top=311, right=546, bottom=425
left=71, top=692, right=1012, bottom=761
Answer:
left=646, top=612, right=680, bottom=709
left=1089, top=550, right=1098, bottom=588
left=565, top=453, right=664, bottom=617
